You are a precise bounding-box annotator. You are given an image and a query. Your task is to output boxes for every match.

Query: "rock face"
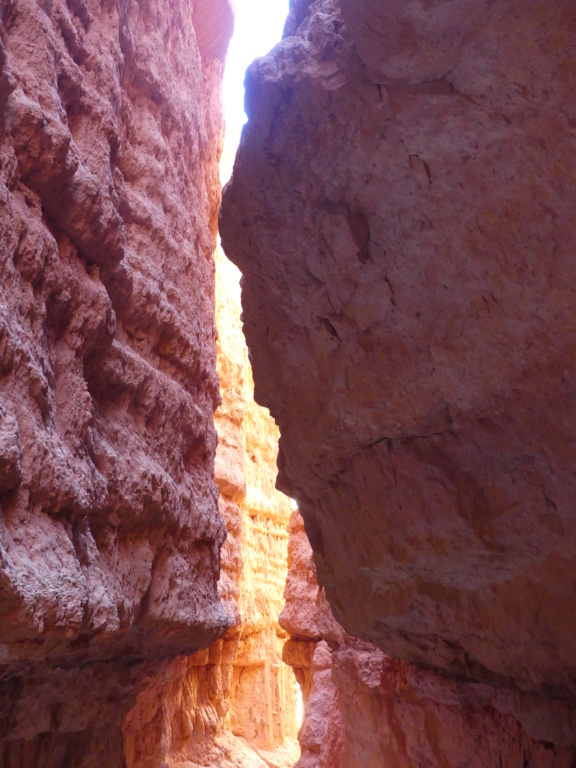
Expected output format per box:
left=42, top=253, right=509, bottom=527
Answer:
left=220, top=0, right=576, bottom=754
left=214, top=251, right=299, bottom=761
left=280, top=512, right=344, bottom=768
left=122, top=249, right=300, bottom=768
left=0, top=0, right=232, bottom=762
left=282, top=511, right=576, bottom=768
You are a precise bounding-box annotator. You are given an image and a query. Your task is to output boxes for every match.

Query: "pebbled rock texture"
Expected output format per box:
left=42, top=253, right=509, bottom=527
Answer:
left=0, top=0, right=232, bottom=762
left=220, top=0, right=576, bottom=750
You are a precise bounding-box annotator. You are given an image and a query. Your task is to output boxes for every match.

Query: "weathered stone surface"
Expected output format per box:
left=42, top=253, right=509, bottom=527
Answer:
left=332, top=643, right=576, bottom=768
left=0, top=0, right=232, bottom=761
left=220, top=0, right=576, bottom=748
left=294, top=641, right=342, bottom=768
left=122, top=249, right=300, bottom=767
left=215, top=248, right=299, bottom=760
left=282, top=511, right=576, bottom=768
left=280, top=508, right=321, bottom=643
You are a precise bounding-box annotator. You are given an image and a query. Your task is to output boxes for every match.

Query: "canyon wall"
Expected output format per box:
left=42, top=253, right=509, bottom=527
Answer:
left=214, top=249, right=299, bottom=765
left=283, top=511, right=576, bottom=768
left=122, top=248, right=300, bottom=768
left=0, top=0, right=233, bottom=763
left=220, top=0, right=576, bottom=759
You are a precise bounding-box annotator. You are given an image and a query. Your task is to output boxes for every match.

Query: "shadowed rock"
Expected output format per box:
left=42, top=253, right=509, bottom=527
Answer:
left=221, top=0, right=576, bottom=752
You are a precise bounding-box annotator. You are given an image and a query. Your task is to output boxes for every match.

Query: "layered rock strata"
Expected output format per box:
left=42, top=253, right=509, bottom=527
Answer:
left=123, top=249, right=300, bottom=768
left=214, top=249, right=299, bottom=767
left=220, top=0, right=576, bottom=753
left=214, top=250, right=299, bottom=763
left=0, top=0, right=232, bottom=762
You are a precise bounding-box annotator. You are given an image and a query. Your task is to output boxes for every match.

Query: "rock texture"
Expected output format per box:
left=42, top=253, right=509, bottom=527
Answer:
left=281, top=512, right=344, bottom=768
left=213, top=248, right=300, bottom=766
left=282, top=511, right=576, bottom=768
left=0, top=0, right=232, bottom=762
left=122, top=248, right=300, bottom=768
left=220, top=0, right=576, bottom=753
left=214, top=250, right=300, bottom=761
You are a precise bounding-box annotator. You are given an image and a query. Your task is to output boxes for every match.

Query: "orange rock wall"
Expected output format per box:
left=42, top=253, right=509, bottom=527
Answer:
left=215, top=248, right=299, bottom=759
left=0, top=0, right=233, bottom=763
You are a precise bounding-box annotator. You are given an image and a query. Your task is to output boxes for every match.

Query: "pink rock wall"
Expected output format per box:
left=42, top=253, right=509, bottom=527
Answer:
left=282, top=511, right=575, bottom=768
left=0, top=0, right=232, bottom=762
left=121, top=250, right=300, bottom=768
left=220, top=0, right=576, bottom=753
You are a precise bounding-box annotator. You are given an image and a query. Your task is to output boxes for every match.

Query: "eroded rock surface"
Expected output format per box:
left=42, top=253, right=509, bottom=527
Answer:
left=221, top=0, right=576, bottom=752
left=282, top=511, right=575, bottom=768
left=215, top=251, right=299, bottom=761
left=122, top=249, right=300, bottom=767
left=0, top=0, right=232, bottom=762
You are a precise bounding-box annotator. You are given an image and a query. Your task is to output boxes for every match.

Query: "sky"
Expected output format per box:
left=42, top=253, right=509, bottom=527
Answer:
left=220, top=0, right=289, bottom=183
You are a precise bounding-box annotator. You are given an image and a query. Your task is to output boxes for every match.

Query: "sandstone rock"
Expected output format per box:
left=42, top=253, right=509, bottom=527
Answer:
left=0, top=399, right=21, bottom=491
left=122, top=248, right=300, bottom=767
left=332, top=642, right=576, bottom=768
left=214, top=248, right=299, bottom=757
left=295, top=641, right=339, bottom=767
left=216, top=252, right=298, bottom=768
left=0, top=0, right=232, bottom=762
left=280, top=508, right=321, bottom=642
left=282, top=512, right=576, bottom=768
left=220, top=0, right=576, bottom=748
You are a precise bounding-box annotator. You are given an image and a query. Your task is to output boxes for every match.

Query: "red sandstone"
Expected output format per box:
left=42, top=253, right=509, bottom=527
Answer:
left=0, top=0, right=232, bottom=761
left=221, top=0, right=576, bottom=757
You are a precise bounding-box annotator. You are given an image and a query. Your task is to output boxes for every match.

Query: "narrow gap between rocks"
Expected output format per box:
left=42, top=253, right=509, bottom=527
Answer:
left=122, top=5, right=310, bottom=765
left=212, top=0, right=305, bottom=764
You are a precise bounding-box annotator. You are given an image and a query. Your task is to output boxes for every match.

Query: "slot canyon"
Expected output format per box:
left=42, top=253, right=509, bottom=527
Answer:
left=0, top=0, right=575, bottom=766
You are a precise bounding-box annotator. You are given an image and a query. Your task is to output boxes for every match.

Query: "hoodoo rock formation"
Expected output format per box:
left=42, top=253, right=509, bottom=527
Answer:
left=220, top=0, right=576, bottom=760
left=0, top=0, right=233, bottom=763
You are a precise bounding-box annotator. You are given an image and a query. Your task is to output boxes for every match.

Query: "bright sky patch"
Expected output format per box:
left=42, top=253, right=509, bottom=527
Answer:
left=220, top=0, right=289, bottom=183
